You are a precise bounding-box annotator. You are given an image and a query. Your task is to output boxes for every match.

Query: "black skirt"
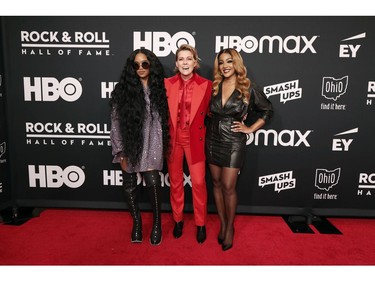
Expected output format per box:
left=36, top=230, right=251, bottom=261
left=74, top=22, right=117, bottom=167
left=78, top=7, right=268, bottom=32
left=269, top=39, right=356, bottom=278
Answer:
left=205, top=116, right=246, bottom=168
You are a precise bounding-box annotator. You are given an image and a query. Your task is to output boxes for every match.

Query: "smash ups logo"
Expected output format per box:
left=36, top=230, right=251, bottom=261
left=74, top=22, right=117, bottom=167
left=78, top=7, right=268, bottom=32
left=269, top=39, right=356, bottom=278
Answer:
left=264, top=80, right=302, bottom=103
left=20, top=30, right=111, bottom=56
left=258, top=171, right=296, bottom=193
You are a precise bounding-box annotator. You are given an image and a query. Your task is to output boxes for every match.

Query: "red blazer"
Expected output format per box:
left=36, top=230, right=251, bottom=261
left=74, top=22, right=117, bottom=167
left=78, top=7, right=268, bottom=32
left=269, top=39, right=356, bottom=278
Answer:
left=165, top=73, right=212, bottom=165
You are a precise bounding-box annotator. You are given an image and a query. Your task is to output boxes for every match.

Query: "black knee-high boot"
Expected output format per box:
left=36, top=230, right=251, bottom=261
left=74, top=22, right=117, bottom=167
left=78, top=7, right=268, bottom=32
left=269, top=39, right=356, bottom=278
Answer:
left=143, top=170, right=162, bottom=245
left=123, top=172, right=142, bottom=243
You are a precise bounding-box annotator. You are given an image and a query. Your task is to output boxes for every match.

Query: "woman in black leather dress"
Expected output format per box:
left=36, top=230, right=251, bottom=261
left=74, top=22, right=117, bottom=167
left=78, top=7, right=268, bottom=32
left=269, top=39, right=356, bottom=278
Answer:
left=205, top=48, right=273, bottom=251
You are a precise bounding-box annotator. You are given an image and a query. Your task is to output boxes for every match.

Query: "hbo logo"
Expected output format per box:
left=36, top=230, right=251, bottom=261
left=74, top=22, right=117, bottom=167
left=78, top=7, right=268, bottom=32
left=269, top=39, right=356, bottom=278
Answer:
left=24, top=77, right=83, bottom=102
left=133, top=31, right=195, bottom=57
left=28, top=165, right=85, bottom=188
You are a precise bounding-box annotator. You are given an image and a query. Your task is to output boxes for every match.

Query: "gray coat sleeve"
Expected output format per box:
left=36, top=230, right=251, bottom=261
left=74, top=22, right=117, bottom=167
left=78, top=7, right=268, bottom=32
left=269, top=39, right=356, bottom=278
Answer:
left=110, top=107, right=124, bottom=163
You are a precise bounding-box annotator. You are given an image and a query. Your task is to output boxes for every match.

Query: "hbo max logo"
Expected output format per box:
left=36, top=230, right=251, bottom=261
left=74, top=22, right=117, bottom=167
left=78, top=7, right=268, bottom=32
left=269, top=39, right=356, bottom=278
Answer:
left=28, top=165, right=85, bottom=188
left=24, top=77, right=83, bottom=102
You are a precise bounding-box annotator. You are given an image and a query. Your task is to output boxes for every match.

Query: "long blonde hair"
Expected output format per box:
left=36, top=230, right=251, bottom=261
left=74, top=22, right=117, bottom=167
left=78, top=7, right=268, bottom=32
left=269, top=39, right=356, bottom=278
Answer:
left=212, top=48, right=251, bottom=103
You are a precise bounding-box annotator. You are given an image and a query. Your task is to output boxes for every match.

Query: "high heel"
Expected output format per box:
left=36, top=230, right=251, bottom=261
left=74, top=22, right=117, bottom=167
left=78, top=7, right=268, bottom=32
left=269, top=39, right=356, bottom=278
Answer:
left=197, top=226, right=206, bottom=244
left=173, top=221, right=184, bottom=238
left=222, top=243, right=233, bottom=251
left=218, top=223, right=226, bottom=245
left=218, top=236, right=224, bottom=245
left=222, top=227, right=234, bottom=251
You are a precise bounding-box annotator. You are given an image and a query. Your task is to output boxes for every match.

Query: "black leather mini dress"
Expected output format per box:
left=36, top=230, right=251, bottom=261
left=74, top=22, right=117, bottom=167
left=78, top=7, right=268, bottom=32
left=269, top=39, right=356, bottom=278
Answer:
left=205, top=84, right=273, bottom=168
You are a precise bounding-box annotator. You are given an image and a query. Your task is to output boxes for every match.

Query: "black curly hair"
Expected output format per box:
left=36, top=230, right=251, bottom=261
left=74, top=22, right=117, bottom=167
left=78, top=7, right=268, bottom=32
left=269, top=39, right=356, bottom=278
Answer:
left=110, top=49, right=170, bottom=166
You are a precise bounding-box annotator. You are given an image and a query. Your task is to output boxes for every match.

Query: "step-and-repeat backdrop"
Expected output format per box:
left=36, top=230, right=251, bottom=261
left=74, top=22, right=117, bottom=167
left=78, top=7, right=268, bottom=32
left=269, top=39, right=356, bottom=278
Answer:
left=0, top=21, right=11, bottom=208
left=1, top=16, right=375, bottom=217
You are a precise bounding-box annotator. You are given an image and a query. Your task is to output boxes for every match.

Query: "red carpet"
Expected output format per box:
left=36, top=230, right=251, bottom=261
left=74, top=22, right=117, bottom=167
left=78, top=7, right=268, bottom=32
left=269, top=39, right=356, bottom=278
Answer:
left=1, top=208, right=375, bottom=266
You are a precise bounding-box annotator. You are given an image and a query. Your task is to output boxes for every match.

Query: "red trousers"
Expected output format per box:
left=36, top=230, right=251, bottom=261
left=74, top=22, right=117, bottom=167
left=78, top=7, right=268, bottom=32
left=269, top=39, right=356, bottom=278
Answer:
left=167, top=126, right=207, bottom=226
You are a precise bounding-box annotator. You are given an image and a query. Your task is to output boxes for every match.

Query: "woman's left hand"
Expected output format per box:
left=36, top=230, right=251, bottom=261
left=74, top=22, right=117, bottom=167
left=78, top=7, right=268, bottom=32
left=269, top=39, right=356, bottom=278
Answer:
left=231, top=121, right=249, bottom=134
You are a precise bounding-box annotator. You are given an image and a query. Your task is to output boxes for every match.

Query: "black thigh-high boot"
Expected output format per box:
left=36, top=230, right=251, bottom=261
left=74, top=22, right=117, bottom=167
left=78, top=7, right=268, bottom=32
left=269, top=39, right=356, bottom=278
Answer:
left=123, top=172, right=142, bottom=243
left=143, top=170, right=162, bottom=245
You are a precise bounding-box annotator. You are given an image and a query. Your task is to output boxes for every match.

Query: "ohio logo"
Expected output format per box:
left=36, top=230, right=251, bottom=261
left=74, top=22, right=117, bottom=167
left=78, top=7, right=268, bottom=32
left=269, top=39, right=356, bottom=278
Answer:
left=133, top=31, right=195, bottom=57
left=321, top=75, right=348, bottom=101
left=264, top=80, right=302, bottom=103
left=24, top=77, right=83, bottom=102
left=28, top=165, right=85, bottom=188
left=315, top=168, right=341, bottom=192
left=215, top=35, right=318, bottom=53
left=258, top=171, right=296, bottom=193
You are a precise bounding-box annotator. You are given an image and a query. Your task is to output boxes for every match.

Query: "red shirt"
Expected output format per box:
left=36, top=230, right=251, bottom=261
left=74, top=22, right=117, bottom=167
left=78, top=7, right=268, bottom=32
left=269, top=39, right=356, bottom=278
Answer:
left=178, top=77, right=194, bottom=128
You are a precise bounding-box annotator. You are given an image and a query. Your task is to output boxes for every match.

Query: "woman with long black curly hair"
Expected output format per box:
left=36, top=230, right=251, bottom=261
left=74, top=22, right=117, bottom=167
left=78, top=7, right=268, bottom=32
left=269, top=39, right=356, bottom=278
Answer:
left=110, top=49, right=170, bottom=245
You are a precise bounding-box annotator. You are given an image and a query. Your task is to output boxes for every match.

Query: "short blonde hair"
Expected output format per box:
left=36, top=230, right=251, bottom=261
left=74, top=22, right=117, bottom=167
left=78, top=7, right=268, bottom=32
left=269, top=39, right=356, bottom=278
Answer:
left=174, top=44, right=200, bottom=72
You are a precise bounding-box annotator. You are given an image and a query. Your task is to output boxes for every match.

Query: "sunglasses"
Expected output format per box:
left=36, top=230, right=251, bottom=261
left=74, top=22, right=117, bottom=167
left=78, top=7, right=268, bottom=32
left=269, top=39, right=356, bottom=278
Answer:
left=133, top=61, right=150, bottom=70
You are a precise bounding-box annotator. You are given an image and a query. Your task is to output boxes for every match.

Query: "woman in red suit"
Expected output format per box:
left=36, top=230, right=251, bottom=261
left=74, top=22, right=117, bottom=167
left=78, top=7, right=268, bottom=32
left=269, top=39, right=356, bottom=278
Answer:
left=165, top=44, right=212, bottom=244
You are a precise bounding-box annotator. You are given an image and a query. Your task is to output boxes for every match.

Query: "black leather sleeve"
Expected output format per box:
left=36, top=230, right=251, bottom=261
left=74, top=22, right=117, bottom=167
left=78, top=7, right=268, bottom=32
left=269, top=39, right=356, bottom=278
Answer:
left=246, top=86, right=274, bottom=125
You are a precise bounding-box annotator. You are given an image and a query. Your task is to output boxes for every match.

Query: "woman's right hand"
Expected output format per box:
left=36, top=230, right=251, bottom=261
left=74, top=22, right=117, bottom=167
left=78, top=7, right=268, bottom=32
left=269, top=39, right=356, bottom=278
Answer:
left=120, top=157, right=128, bottom=171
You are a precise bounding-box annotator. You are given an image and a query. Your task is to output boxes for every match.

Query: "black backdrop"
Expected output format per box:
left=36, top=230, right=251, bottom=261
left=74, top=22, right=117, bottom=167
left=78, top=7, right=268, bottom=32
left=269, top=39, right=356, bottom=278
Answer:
left=1, top=16, right=375, bottom=217
left=0, top=23, right=11, bottom=210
